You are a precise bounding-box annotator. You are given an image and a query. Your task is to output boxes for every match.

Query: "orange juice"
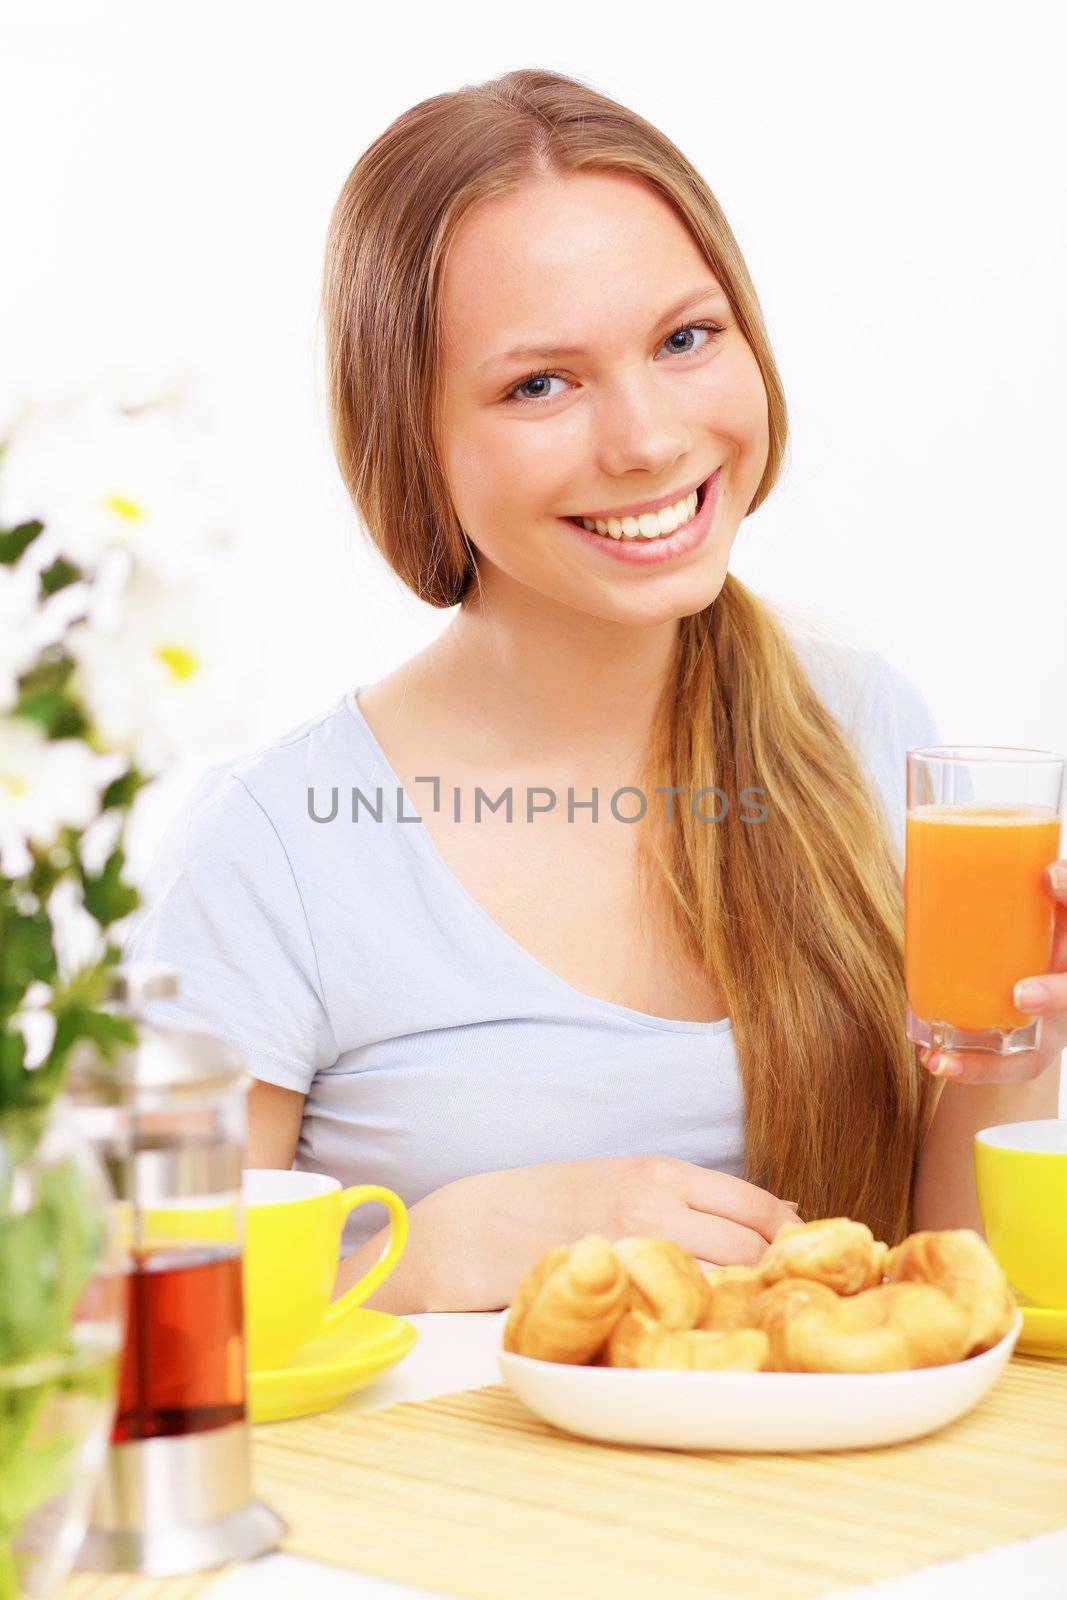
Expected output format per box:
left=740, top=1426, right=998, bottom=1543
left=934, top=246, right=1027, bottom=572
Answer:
left=905, top=804, right=1060, bottom=1031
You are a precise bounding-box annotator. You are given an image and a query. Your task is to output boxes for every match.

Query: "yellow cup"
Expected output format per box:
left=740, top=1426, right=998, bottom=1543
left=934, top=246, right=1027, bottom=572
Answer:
left=974, top=1119, right=1067, bottom=1308
left=242, top=1170, right=408, bottom=1371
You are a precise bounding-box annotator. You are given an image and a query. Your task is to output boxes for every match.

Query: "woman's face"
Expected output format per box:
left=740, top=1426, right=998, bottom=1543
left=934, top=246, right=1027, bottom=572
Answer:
left=437, top=169, right=770, bottom=628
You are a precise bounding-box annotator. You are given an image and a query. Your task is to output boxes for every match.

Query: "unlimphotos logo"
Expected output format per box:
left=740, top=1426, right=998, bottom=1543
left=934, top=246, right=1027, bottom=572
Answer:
left=307, top=779, right=768, bottom=826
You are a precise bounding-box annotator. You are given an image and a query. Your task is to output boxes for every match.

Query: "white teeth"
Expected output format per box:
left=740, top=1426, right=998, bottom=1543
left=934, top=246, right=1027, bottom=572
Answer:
left=577, top=489, right=698, bottom=540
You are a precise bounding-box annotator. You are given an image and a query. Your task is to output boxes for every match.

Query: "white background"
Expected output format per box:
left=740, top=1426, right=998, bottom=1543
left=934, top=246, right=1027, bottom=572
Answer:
left=2, top=0, right=1065, bottom=865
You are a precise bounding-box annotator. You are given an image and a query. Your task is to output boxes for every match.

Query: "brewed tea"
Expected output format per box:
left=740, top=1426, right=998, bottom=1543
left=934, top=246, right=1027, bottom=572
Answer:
left=114, top=1244, right=246, bottom=1443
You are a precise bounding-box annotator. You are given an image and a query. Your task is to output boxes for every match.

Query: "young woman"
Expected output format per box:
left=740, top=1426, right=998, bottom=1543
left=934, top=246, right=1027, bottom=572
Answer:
left=126, top=69, right=1064, bottom=1314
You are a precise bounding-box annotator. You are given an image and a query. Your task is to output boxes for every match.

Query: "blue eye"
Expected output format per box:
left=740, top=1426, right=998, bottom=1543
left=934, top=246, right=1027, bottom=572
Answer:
left=503, top=320, right=726, bottom=406
left=509, top=371, right=568, bottom=404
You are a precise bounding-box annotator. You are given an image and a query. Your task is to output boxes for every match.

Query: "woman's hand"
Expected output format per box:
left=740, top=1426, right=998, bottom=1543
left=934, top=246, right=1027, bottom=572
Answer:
left=921, top=859, right=1067, bottom=1086
left=416, top=1154, right=802, bottom=1312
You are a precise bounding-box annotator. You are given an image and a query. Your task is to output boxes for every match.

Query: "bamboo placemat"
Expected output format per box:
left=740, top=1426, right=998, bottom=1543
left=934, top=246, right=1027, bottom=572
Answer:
left=63, top=1354, right=1067, bottom=1600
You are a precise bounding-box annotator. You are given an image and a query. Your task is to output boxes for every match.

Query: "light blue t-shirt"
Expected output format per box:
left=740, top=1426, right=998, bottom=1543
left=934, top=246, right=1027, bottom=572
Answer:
left=122, top=633, right=939, bottom=1256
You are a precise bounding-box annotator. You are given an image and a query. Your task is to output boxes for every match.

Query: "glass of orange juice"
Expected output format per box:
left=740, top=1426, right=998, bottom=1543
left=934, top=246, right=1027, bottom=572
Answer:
left=905, top=747, right=1064, bottom=1055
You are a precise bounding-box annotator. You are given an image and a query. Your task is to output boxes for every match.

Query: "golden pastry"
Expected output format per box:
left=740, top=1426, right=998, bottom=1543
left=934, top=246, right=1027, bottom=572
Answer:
left=502, top=1244, right=570, bottom=1355
left=700, top=1265, right=765, bottom=1332
left=750, top=1277, right=841, bottom=1367
left=606, top=1307, right=769, bottom=1371
left=502, top=1236, right=630, bottom=1363
left=615, top=1236, right=711, bottom=1331
left=883, top=1229, right=1015, bottom=1355
left=756, top=1217, right=888, bottom=1295
left=768, top=1281, right=972, bottom=1372
left=502, top=1221, right=1011, bottom=1374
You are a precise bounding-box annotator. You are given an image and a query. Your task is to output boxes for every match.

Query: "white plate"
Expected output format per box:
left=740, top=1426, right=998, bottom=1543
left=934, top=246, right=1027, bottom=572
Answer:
left=495, top=1307, right=1022, bottom=1452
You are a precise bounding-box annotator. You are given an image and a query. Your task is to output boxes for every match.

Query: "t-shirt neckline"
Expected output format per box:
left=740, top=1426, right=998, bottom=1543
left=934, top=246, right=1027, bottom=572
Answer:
left=340, top=689, right=732, bottom=1037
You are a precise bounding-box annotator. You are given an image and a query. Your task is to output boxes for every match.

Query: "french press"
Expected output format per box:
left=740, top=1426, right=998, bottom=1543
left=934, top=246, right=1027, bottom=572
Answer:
left=65, top=963, right=285, bottom=1574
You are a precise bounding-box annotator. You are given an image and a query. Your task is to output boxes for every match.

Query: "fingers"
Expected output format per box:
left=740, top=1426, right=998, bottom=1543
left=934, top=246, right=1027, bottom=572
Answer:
left=1012, top=972, right=1067, bottom=1015
left=914, top=873, right=1067, bottom=1085
left=673, top=1213, right=774, bottom=1269
left=917, top=952, right=1067, bottom=1083
left=919, top=1041, right=1058, bottom=1086
left=681, top=1166, right=800, bottom=1244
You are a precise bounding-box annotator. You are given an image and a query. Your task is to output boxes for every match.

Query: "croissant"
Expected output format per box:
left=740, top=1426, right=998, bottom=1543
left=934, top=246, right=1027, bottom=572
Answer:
left=756, top=1217, right=888, bottom=1295
left=606, top=1307, right=769, bottom=1371
left=883, top=1229, right=1015, bottom=1355
left=615, top=1236, right=711, bottom=1330
left=501, top=1223, right=1011, bottom=1376
left=750, top=1277, right=841, bottom=1366
left=700, top=1265, right=766, bottom=1332
left=502, top=1244, right=570, bottom=1354
left=768, top=1281, right=972, bottom=1372
left=502, top=1236, right=630, bottom=1363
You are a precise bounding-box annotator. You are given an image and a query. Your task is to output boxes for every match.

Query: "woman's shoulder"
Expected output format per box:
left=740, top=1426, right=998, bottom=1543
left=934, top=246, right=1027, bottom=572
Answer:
left=227, top=688, right=367, bottom=790
left=783, top=618, right=939, bottom=750
left=779, top=616, right=939, bottom=857
left=129, top=689, right=381, bottom=951
left=167, top=689, right=370, bottom=835
left=120, top=697, right=366, bottom=1090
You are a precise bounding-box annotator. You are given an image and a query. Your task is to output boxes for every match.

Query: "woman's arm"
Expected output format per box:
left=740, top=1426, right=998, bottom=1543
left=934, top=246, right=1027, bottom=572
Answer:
left=245, top=1079, right=306, bottom=1168
left=331, top=1156, right=802, bottom=1314
left=912, top=1061, right=1061, bottom=1233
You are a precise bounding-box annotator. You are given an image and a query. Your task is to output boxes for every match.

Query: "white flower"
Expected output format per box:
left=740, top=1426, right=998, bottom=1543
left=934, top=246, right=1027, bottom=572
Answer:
left=0, top=716, right=111, bottom=866
left=47, top=874, right=111, bottom=979
left=0, top=375, right=235, bottom=587
left=0, top=561, right=41, bottom=711
left=10, top=997, right=57, bottom=1071
left=67, top=560, right=254, bottom=772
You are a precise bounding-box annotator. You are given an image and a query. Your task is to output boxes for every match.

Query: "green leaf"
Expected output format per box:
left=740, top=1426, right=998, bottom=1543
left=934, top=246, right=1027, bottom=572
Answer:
left=0, top=1428, right=78, bottom=1531
left=101, top=767, right=150, bottom=810
left=19, top=826, right=82, bottom=905
left=0, top=1207, right=58, bottom=1363
left=0, top=1150, right=102, bottom=1365
left=0, top=1386, right=51, bottom=1513
left=81, top=847, right=139, bottom=927
left=13, top=649, right=73, bottom=699
left=0, top=908, right=57, bottom=1012
left=25, top=1002, right=135, bottom=1111
left=0, top=1034, right=29, bottom=1115
left=13, top=691, right=90, bottom=743
left=0, top=520, right=43, bottom=565
left=38, top=556, right=83, bottom=597
left=0, top=1536, right=19, bottom=1597
left=48, top=958, right=121, bottom=1016
left=65, top=1006, right=138, bottom=1057
left=12, top=651, right=91, bottom=741
left=0, top=1338, right=118, bottom=1587
left=1, top=949, right=139, bottom=1113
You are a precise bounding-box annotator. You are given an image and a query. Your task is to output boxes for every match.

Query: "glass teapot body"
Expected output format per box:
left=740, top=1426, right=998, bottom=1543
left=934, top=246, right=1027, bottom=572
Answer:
left=66, top=964, right=284, bottom=1574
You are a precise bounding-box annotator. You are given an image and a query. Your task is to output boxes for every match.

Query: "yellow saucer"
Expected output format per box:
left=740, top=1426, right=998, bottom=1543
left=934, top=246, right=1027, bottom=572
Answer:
left=1016, top=1303, right=1067, bottom=1359
left=248, top=1302, right=418, bottom=1424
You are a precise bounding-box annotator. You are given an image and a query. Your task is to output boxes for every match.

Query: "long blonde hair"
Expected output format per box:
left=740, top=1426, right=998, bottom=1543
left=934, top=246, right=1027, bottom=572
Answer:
left=321, top=67, right=939, bottom=1245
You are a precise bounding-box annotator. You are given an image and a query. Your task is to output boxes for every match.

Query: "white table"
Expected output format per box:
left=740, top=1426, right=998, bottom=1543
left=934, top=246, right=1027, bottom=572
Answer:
left=208, top=1313, right=1067, bottom=1600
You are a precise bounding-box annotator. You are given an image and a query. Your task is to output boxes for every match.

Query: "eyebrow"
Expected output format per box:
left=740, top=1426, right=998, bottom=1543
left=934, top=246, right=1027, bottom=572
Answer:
left=478, top=284, right=728, bottom=374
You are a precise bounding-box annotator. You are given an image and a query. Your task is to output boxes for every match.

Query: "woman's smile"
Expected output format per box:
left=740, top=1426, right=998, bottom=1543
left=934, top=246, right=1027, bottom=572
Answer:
left=561, top=466, right=723, bottom=566
left=566, top=470, right=710, bottom=527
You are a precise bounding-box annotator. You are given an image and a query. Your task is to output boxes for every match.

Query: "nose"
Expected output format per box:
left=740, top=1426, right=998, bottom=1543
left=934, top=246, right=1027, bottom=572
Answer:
left=592, top=374, right=692, bottom=482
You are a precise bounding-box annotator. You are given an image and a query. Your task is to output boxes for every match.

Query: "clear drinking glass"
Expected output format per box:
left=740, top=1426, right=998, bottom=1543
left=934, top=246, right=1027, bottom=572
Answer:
left=905, top=746, right=1064, bottom=1055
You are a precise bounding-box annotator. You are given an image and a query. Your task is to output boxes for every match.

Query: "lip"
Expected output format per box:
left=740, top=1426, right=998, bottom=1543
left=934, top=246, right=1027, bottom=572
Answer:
left=561, top=467, right=722, bottom=567
left=567, top=474, right=708, bottom=523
